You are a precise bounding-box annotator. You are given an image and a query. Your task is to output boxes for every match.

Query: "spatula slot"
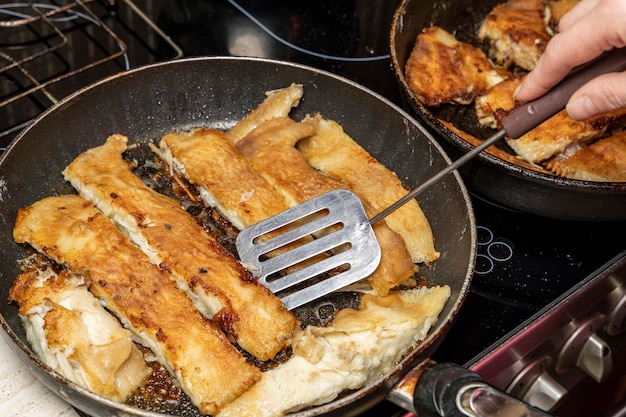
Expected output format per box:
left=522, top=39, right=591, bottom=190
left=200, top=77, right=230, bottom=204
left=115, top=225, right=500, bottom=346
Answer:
left=264, top=240, right=353, bottom=284
left=267, top=262, right=351, bottom=299
left=251, top=208, right=332, bottom=245
left=248, top=216, right=344, bottom=260
left=236, top=189, right=382, bottom=309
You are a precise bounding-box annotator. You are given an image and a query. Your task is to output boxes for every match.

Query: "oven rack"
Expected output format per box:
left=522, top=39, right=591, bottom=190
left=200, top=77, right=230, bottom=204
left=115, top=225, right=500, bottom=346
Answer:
left=0, top=0, right=182, bottom=151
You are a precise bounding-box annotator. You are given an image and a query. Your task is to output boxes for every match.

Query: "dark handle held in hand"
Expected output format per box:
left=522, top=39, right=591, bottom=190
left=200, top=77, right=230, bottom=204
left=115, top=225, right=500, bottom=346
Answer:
left=502, top=48, right=626, bottom=139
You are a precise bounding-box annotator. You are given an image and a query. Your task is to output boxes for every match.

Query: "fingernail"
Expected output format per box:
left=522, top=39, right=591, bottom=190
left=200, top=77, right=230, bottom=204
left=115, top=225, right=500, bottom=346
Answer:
left=513, top=84, right=522, bottom=98
left=566, top=96, right=596, bottom=120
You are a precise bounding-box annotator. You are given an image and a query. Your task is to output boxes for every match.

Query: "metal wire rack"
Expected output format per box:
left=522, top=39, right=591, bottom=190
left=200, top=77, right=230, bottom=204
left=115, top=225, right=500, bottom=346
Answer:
left=0, top=0, right=182, bottom=150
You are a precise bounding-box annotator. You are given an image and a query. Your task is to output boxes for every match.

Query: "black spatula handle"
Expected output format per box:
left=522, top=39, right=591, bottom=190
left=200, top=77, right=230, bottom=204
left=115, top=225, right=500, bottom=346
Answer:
left=502, top=48, right=626, bottom=139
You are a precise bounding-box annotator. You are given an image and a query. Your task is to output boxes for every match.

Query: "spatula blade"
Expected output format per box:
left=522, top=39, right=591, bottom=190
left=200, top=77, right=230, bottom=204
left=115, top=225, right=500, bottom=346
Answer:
left=236, top=189, right=382, bottom=309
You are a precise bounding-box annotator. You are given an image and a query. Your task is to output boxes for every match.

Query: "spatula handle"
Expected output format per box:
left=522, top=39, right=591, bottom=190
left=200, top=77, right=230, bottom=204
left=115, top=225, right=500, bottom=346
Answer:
left=502, top=48, right=626, bottom=139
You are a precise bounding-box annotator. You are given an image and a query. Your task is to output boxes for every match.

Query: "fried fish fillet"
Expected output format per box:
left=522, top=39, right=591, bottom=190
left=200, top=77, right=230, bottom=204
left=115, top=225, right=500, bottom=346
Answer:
left=405, top=25, right=510, bottom=106
left=544, top=131, right=626, bottom=181
left=236, top=116, right=416, bottom=296
left=63, top=134, right=298, bottom=361
left=478, top=0, right=552, bottom=71
left=216, top=285, right=451, bottom=417
left=475, top=76, right=523, bottom=129
left=159, top=127, right=327, bottom=277
left=159, top=127, right=292, bottom=230
left=507, top=110, right=626, bottom=163
left=13, top=195, right=260, bottom=415
left=228, top=83, right=304, bottom=144
left=297, top=115, right=439, bottom=264
left=475, top=76, right=626, bottom=163
left=9, top=261, right=150, bottom=402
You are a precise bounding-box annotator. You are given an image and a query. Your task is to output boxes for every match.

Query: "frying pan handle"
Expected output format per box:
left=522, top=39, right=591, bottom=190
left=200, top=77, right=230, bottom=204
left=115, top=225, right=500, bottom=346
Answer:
left=389, top=361, right=553, bottom=417
left=502, top=48, right=626, bottom=139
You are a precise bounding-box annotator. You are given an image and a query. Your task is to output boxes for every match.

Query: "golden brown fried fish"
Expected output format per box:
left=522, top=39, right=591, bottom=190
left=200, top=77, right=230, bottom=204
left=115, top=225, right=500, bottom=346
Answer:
left=405, top=25, right=510, bottom=106
left=545, top=131, right=626, bottom=181
left=63, top=134, right=298, bottom=362
left=13, top=194, right=261, bottom=415
left=478, top=0, right=552, bottom=70
left=236, top=116, right=416, bottom=296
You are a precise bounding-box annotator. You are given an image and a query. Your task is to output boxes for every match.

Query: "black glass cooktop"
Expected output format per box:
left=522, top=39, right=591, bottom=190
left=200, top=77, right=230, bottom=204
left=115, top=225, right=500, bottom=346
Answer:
left=2, top=1, right=625, bottom=416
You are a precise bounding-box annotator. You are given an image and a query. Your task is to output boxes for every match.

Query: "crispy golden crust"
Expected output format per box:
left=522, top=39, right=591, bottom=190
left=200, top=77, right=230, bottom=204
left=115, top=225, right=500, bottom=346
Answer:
left=507, top=110, right=626, bottom=163
left=9, top=264, right=69, bottom=315
left=405, top=26, right=510, bottom=106
left=236, top=116, right=416, bottom=296
left=478, top=0, right=551, bottom=70
left=161, top=128, right=291, bottom=228
left=475, top=75, right=524, bottom=129
left=236, top=117, right=327, bottom=204
left=297, top=116, right=439, bottom=264
left=227, top=83, right=304, bottom=145
left=13, top=195, right=260, bottom=415
left=160, top=127, right=327, bottom=277
left=474, top=75, right=626, bottom=164
left=62, top=134, right=298, bottom=362
left=545, top=131, right=626, bottom=181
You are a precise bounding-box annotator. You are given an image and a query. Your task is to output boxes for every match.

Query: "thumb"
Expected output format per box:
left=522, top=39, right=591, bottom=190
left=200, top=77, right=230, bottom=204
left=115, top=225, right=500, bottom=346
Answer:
left=566, top=71, right=626, bottom=120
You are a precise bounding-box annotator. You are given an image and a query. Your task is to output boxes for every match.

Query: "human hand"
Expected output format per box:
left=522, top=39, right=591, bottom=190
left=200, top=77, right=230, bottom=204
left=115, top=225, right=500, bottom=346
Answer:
left=514, top=0, right=626, bottom=120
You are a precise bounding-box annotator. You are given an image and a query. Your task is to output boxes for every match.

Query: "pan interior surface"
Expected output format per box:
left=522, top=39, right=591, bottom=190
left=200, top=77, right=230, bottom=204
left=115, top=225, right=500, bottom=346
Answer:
left=0, top=57, right=475, bottom=417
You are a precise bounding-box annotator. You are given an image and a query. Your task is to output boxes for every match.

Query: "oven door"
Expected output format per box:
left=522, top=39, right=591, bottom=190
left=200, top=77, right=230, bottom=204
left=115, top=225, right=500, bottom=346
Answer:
left=467, top=250, right=626, bottom=417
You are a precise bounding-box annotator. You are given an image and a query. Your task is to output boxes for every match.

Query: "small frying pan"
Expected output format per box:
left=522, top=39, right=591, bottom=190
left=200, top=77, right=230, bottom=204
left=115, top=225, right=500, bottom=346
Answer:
left=390, top=0, right=626, bottom=221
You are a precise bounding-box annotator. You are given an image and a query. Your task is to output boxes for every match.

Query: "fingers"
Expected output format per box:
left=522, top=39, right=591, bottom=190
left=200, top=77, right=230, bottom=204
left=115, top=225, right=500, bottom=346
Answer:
left=566, top=71, right=626, bottom=119
left=514, top=37, right=578, bottom=101
left=514, top=0, right=626, bottom=102
left=557, top=0, right=600, bottom=31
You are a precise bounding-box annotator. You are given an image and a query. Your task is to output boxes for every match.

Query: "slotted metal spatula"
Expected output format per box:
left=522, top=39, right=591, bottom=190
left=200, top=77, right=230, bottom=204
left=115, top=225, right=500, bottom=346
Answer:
left=237, top=48, right=626, bottom=310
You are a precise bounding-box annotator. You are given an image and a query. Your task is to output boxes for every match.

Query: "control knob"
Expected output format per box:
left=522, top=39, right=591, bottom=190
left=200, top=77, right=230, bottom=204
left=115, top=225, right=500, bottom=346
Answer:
left=507, top=356, right=568, bottom=412
left=556, top=315, right=612, bottom=383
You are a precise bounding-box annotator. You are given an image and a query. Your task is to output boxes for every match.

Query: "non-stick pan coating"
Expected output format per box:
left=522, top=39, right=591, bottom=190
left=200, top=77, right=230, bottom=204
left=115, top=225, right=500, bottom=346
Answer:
left=0, top=57, right=475, bottom=416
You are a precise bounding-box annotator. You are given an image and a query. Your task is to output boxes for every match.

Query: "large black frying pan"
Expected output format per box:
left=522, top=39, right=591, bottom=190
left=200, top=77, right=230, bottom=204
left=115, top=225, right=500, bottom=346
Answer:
left=0, top=57, right=475, bottom=416
left=391, top=0, right=626, bottom=222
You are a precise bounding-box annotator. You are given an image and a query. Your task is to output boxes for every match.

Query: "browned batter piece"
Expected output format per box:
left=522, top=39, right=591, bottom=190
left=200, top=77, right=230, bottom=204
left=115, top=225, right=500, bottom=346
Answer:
left=475, top=76, right=626, bottom=163
left=478, top=0, right=552, bottom=70
left=160, top=127, right=292, bottom=229
left=63, top=135, right=298, bottom=361
left=228, top=83, right=304, bottom=144
left=507, top=109, right=626, bottom=163
left=236, top=116, right=416, bottom=296
left=9, top=265, right=150, bottom=402
left=160, top=127, right=326, bottom=274
left=475, top=75, right=524, bottom=129
left=13, top=195, right=260, bottom=415
left=405, top=25, right=510, bottom=106
left=545, top=131, right=626, bottom=181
